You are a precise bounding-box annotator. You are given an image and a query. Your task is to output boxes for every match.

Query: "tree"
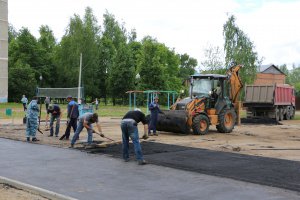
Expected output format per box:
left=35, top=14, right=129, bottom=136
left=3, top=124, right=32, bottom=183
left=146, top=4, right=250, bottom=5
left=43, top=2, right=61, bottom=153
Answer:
left=102, top=11, right=135, bottom=104
left=138, top=37, right=182, bottom=92
left=223, top=15, right=262, bottom=85
left=179, top=53, right=197, bottom=81
left=8, top=28, right=45, bottom=99
left=38, top=25, right=57, bottom=87
left=201, top=44, right=225, bottom=74
left=8, top=62, right=37, bottom=101
left=55, top=7, right=101, bottom=98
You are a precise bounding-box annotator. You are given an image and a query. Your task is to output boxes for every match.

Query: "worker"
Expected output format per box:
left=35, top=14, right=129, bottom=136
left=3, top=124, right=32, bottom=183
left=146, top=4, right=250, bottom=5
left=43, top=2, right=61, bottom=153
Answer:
left=44, top=96, right=50, bottom=112
left=21, top=95, right=28, bottom=111
left=60, top=96, right=79, bottom=140
left=121, top=108, right=148, bottom=165
left=70, top=112, right=104, bottom=147
left=45, top=104, right=62, bottom=137
left=25, top=96, right=39, bottom=142
left=148, top=96, right=162, bottom=136
left=95, top=98, right=99, bottom=110
left=213, top=82, right=221, bottom=97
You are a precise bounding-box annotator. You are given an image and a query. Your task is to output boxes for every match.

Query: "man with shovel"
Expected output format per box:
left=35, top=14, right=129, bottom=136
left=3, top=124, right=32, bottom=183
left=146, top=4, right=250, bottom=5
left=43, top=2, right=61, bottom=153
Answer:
left=59, top=96, right=79, bottom=140
left=70, top=112, right=105, bottom=147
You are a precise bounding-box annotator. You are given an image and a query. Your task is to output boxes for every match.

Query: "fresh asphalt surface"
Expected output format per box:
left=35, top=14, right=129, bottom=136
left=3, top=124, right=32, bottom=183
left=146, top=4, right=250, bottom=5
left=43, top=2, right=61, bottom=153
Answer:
left=0, top=138, right=299, bottom=200
left=89, top=141, right=300, bottom=192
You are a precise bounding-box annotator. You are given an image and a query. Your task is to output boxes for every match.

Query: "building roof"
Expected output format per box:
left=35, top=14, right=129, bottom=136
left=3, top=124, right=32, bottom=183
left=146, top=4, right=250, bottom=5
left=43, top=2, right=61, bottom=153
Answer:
left=258, top=64, right=285, bottom=75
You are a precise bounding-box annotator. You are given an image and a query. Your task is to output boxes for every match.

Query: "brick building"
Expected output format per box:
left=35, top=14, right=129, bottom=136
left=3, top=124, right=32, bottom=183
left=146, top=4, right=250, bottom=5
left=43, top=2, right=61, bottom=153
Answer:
left=254, top=64, right=286, bottom=85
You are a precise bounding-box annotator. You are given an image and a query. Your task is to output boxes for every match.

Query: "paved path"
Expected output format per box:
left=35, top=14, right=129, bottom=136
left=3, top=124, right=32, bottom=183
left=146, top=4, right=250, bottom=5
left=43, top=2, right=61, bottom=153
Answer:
left=0, top=138, right=299, bottom=200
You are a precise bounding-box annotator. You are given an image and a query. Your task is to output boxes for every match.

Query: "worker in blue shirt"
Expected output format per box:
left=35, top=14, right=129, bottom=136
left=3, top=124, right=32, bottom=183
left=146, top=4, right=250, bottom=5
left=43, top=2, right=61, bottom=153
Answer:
left=60, top=96, right=79, bottom=140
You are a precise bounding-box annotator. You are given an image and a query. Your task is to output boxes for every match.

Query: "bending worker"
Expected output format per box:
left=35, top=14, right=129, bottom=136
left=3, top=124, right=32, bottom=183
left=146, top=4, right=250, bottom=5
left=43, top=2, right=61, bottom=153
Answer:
left=121, top=108, right=148, bottom=165
left=70, top=112, right=104, bottom=147
left=45, top=104, right=62, bottom=137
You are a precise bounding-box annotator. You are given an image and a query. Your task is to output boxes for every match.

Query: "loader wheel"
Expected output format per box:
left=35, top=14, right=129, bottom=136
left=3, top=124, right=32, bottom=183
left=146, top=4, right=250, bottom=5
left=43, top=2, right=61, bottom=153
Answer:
left=216, top=108, right=236, bottom=133
left=192, top=114, right=209, bottom=135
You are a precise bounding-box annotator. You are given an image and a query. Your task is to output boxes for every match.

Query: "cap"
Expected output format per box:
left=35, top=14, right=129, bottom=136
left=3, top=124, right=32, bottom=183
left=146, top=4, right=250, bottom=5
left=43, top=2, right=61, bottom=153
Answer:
left=48, top=104, right=54, bottom=110
left=154, top=96, right=159, bottom=100
left=66, top=95, right=72, bottom=99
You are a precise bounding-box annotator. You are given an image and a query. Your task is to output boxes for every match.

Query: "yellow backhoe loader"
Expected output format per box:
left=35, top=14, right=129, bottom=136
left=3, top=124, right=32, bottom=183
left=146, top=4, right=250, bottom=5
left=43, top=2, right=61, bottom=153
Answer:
left=157, top=63, right=243, bottom=135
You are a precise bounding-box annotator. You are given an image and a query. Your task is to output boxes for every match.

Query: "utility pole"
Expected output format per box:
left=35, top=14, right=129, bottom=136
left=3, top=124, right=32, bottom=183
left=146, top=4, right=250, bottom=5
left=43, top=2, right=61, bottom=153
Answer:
left=78, top=53, right=82, bottom=100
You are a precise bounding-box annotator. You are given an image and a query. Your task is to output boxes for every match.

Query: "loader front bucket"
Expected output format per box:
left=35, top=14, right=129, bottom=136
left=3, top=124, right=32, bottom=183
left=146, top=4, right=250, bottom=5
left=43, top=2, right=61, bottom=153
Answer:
left=156, top=110, right=189, bottom=134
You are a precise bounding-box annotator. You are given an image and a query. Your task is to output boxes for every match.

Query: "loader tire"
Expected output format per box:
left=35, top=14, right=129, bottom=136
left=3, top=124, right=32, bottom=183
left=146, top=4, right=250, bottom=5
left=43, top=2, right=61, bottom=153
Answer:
left=192, top=114, right=209, bottom=135
left=216, top=108, right=236, bottom=133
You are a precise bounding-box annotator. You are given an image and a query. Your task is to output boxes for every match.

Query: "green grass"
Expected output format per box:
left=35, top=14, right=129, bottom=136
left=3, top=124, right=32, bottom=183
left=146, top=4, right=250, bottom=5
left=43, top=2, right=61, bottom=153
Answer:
left=0, top=103, right=149, bottom=119
left=1, top=103, right=299, bottom=120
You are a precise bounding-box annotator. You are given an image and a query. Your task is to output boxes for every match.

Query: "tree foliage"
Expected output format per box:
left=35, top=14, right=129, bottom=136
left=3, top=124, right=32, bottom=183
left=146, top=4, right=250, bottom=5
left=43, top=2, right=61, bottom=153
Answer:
left=7, top=8, right=194, bottom=103
left=223, top=15, right=262, bottom=85
left=201, top=44, right=225, bottom=74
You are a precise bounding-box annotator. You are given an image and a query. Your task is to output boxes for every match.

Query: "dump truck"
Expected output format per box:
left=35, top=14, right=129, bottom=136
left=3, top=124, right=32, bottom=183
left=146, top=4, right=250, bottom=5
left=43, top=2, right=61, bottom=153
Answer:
left=243, top=84, right=296, bottom=121
left=156, top=63, right=243, bottom=135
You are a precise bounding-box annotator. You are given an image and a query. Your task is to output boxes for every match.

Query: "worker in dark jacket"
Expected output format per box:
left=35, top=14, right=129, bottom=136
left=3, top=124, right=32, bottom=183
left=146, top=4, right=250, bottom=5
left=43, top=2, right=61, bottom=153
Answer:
left=121, top=109, right=148, bottom=165
left=45, top=104, right=62, bottom=137
left=148, top=96, right=162, bottom=136
left=60, top=96, right=79, bottom=140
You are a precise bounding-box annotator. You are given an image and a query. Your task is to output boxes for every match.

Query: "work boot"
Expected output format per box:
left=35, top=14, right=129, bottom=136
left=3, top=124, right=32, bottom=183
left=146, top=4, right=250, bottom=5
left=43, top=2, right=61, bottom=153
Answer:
left=142, top=135, right=149, bottom=140
left=32, top=138, right=39, bottom=142
left=138, top=160, right=147, bottom=165
left=153, top=132, right=158, bottom=136
left=69, top=144, right=74, bottom=148
left=26, top=137, right=30, bottom=142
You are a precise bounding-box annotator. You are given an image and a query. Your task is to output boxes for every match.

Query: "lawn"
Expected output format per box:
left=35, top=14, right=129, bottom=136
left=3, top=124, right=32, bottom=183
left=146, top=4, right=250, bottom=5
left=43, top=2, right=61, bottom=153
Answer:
left=0, top=103, right=149, bottom=119
left=1, top=103, right=299, bottom=120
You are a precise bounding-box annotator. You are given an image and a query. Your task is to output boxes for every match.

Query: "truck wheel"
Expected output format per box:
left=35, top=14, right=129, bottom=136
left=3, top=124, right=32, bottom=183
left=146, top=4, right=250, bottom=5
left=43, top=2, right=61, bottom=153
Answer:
left=279, top=108, right=283, bottom=121
left=192, top=114, right=209, bottom=135
left=275, top=107, right=280, bottom=121
left=216, top=108, right=236, bottom=133
left=290, top=107, right=295, bottom=119
left=284, top=106, right=291, bottom=120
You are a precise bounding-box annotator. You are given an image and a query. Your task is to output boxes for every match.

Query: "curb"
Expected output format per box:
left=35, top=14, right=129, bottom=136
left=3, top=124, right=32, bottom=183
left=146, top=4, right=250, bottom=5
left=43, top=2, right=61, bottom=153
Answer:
left=0, top=176, right=78, bottom=200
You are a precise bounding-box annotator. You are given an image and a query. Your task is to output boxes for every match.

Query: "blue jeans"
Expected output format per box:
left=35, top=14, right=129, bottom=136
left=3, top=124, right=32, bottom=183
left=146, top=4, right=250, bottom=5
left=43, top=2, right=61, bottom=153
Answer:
left=121, top=119, right=143, bottom=161
left=50, top=115, right=60, bottom=136
left=71, top=121, right=93, bottom=145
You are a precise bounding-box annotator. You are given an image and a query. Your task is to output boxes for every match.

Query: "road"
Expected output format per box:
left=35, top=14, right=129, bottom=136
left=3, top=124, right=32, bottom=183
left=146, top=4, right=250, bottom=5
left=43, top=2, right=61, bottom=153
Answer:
left=0, top=138, right=299, bottom=200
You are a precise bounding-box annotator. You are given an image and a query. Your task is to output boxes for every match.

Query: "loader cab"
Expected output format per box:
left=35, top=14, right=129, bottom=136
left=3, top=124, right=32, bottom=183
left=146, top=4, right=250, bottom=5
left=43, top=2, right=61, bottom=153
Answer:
left=190, top=74, right=229, bottom=113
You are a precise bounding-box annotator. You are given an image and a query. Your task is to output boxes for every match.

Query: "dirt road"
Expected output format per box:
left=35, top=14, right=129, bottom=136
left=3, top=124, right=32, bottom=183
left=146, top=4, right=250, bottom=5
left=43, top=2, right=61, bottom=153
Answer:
left=0, top=117, right=299, bottom=161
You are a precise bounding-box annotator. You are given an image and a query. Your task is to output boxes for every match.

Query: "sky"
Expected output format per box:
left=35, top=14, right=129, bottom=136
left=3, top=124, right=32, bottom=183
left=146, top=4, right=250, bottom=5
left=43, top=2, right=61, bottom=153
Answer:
left=7, top=0, right=300, bottom=69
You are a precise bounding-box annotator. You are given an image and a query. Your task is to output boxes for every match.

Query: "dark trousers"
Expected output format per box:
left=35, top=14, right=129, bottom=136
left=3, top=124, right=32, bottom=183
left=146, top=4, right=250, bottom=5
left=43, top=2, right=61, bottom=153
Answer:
left=65, top=118, right=77, bottom=139
left=23, top=103, right=27, bottom=111
left=148, top=113, right=158, bottom=133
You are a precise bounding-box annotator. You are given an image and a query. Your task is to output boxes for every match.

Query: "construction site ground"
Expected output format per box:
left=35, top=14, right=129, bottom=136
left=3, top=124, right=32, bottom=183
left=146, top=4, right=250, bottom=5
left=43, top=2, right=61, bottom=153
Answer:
left=0, top=115, right=300, bottom=195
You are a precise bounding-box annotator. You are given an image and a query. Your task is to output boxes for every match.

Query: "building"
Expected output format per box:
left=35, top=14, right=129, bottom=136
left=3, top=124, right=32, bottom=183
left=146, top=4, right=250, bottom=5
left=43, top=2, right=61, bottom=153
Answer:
left=254, top=64, right=286, bottom=85
left=0, top=0, right=8, bottom=103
